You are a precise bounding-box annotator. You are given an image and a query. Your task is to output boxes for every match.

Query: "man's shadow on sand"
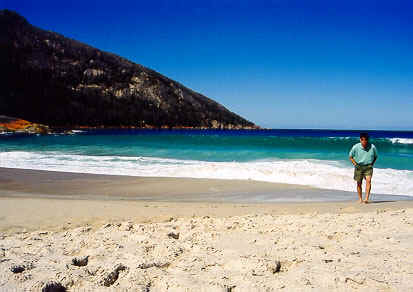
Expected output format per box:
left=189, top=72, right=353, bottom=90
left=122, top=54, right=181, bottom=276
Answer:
left=367, top=200, right=396, bottom=204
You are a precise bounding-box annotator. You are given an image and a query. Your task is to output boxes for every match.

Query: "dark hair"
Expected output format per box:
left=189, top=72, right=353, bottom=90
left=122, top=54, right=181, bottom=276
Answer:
left=360, top=132, right=369, bottom=139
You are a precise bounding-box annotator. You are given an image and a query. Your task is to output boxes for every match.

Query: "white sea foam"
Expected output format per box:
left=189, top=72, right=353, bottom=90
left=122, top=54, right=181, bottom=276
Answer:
left=327, top=136, right=353, bottom=139
left=1, top=151, right=412, bottom=196
left=388, top=138, right=413, bottom=144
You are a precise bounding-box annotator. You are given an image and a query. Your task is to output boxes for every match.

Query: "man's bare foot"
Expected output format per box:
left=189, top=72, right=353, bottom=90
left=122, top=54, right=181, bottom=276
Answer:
left=358, top=199, right=363, bottom=203
left=363, top=200, right=369, bottom=204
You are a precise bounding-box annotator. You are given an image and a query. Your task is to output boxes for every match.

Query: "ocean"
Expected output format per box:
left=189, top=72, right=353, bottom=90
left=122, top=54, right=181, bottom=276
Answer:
left=1, top=129, right=413, bottom=197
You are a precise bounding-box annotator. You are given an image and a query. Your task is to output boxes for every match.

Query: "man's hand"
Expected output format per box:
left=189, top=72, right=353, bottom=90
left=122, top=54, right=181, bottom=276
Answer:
left=349, top=156, right=359, bottom=168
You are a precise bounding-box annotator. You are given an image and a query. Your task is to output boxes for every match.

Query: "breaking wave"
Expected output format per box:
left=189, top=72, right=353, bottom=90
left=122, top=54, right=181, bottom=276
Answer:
left=1, top=151, right=412, bottom=197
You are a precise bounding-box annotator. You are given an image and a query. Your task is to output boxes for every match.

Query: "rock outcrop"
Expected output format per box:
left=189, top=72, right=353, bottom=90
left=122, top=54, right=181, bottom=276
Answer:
left=0, top=115, right=50, bottom=134
left=0, top=10, right=259, bottom=130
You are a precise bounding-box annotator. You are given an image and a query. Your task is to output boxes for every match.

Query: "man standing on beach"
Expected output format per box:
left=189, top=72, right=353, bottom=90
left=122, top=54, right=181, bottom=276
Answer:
left=349, top=133, right=378, bottom=204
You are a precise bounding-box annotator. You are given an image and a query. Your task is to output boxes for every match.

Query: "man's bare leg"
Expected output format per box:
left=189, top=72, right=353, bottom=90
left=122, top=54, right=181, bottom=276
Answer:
left=357, top=181, right=363, bottom=203
left=364, top=176, right=372, bottom=203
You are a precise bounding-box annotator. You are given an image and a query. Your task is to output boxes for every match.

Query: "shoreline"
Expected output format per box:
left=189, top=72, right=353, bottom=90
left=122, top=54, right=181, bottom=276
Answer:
left=1, top=167, right=412, bottom=202
left=1, top=167, right=413, bottom=233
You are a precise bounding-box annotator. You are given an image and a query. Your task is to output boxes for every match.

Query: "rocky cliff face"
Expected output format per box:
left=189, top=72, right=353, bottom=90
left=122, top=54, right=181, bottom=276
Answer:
left=0, top=10, right=258, bottom=130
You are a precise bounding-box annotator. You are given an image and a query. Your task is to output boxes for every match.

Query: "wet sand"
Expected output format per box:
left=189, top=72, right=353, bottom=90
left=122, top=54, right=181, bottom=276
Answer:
left=1, top=167, right=412, bottom=233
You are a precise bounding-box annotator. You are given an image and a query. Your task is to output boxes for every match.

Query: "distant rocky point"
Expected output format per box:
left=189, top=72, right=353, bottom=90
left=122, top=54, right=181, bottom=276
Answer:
left=0, top=10, right=259, bottom=131
left=0, top=115, right=50, bottom=134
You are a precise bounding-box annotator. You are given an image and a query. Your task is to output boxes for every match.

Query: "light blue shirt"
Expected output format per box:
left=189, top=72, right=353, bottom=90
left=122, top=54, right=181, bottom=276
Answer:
left=349, top=142, right=378, bottom=165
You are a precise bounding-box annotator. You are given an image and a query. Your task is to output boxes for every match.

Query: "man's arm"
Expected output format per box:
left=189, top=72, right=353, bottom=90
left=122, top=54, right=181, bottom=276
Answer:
left=349, top=156, right=358, bottom=167
left=349, top=146, right=358, bottom=167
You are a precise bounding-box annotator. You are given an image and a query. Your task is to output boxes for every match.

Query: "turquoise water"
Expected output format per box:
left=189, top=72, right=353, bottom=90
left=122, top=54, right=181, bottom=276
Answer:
left=1, top=129, right=413, bottom=196
left=1, top=130, right=413, bottom=169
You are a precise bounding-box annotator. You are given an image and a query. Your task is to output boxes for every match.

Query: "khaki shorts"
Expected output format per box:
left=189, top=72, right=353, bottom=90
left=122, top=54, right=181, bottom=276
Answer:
left=354, top=164, right=373, bottom=182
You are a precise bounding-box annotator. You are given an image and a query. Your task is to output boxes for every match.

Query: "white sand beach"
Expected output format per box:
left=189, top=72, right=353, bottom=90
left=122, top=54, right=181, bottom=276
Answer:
left=0, top=168, right=412, bottom=291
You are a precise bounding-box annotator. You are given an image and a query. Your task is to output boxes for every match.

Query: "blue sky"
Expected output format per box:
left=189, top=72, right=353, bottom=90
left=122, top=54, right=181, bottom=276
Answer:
left=3, top=0, right=413, bottom=130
